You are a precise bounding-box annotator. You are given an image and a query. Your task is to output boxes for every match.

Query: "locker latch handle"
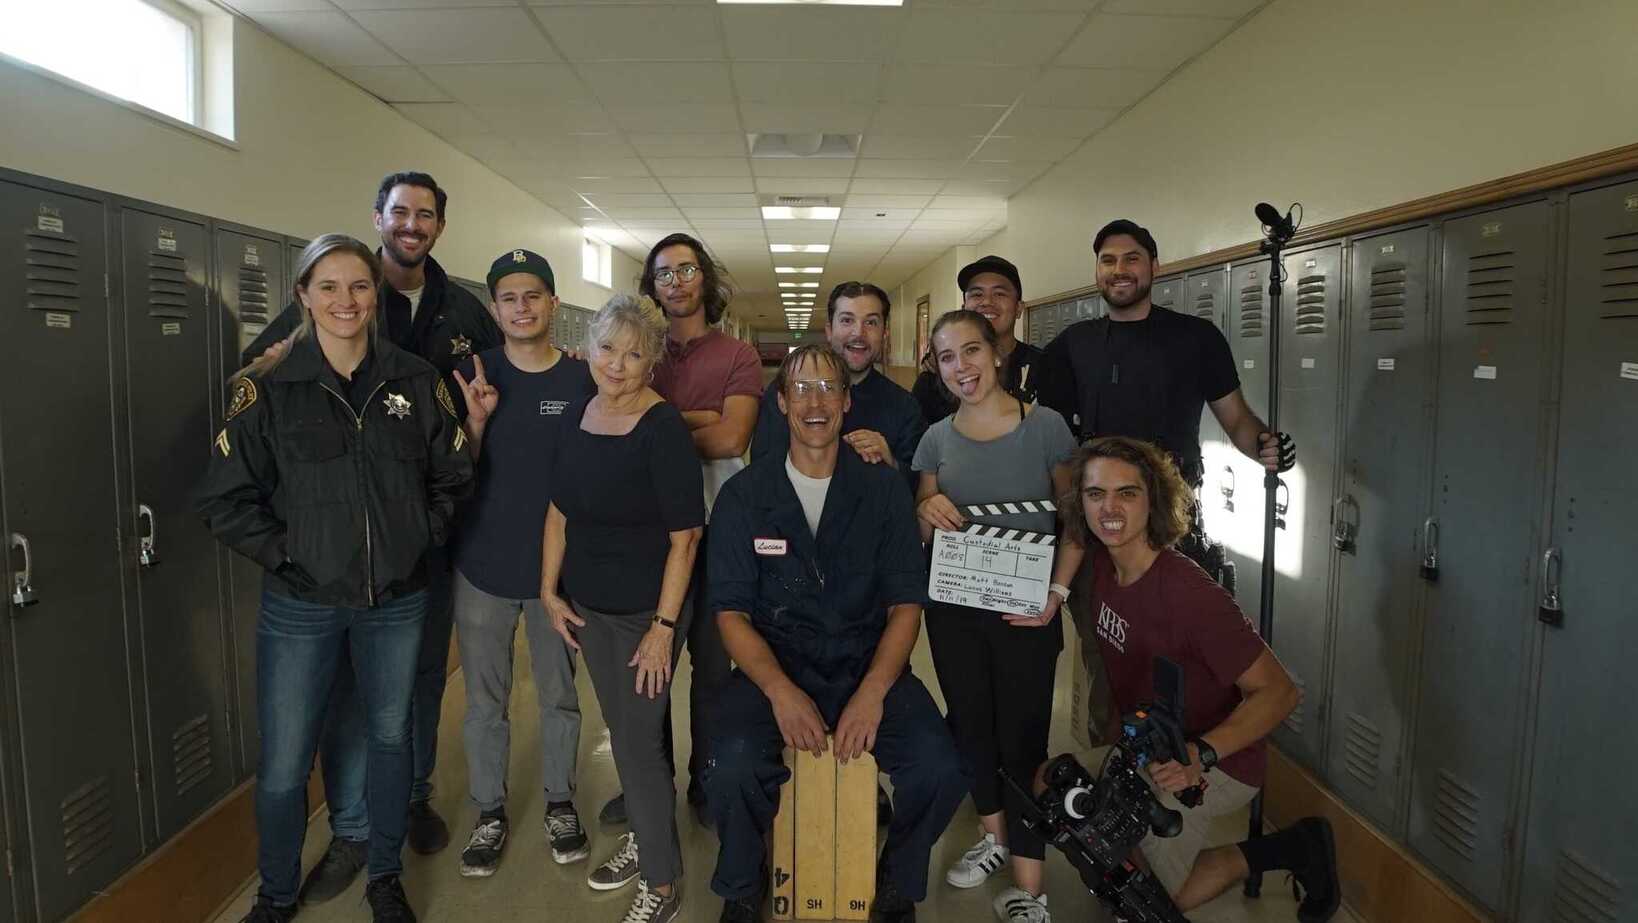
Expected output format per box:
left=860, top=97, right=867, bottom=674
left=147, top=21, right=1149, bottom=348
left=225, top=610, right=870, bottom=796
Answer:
left=9, top=533, right=38, bottom=607
left=1219, top=466, right=1236, bottom=512
left=1274, top=479, right=1290, bottom=530
left=1538, top=547, right=1563, bottom=627
left=1419, top=517, right=1440, bottom=582
left=137, top=503, right=161, bottom=567
left=1331, top=496, right=1357, bottom=553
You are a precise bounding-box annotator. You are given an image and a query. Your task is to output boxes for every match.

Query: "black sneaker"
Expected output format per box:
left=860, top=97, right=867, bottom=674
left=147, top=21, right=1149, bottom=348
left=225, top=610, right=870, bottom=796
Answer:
left=545, top=802, right=590, bottom=864
left=1290, top=817, right=1340, bottom=923
left=406, top=801, right=450, bottom=855
left=458, top=814, right=508, bottom=878
left=600, top=792, right=628, bottom=825
left=364, top=875, right=417, bottom=923
left=240, top=896, right=297, bottom=923
left=298, top=837, right=367, bottom=905
left=719, top=894, right=761, bottom=923
left=871, top=876, right=915, bottom=923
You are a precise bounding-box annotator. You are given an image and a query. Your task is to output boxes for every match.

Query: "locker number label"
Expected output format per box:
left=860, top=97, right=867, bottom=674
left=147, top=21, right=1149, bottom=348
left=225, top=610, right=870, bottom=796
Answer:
left=1380, top=244, right=1397, bottom=255
left=244, top=246, right=261, bottom=267
left=162, top=322, right=182, bottom=336
left=158, top=229, right=177, bottom=252
left=1301, top=357, right=1316, bottom=369
left=1243, top=359, right=1255, bottom=369
left=36, top=214, right=64, bottom=234
left=1620, top=361, right=1638, bottom=381
left=1473, top=365, right=1498, bottom=380
left=1377, top=358, right=1396, bottom=371
left=45, top=312, right=72, bottom=329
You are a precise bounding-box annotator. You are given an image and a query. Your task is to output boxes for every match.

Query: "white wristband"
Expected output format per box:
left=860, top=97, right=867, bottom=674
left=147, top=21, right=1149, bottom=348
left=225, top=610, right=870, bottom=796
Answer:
left=1050, top=583, right=1071, bottom=601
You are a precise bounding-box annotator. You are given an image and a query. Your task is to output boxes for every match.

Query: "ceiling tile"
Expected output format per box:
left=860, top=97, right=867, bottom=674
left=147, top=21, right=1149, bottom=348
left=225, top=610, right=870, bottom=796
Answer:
left=738, top=104, right=872, bottom=135
left=754, top=177, right=851, bottom=195
left=1024, top=66, right=1168, bottom=107
left=580, top=193, right=675, bottom=208
left=660, top=176, right=757, bottom=194
left=927, top=195, right=1007, bottom=210
left=841, top=206, right=919, bottom=220
left=628, top=133, right=748, bottom=158
left=848, top=178, right=947, bottom=195
left=1057, top=13, right=1237, bottom=69
left=843, top=194, right=933, bottom=209
left=973, top=135, right=1082, bottom=161
left=957, top=160, right=1053, bottom=182
left=569, top=177, right=666, bottom=194
left=749, top=158, right=857, bottom=179
left=553, top=158, right=653, bottom=178
left=997, top=105, right=1118, bottom=137
left=681, top=207, right=762, bottom=219
left=249, top=11, right=399, bottom=66
left=600, top=207, right=685, bottom=220
left=860, top=136, right=980, bottom=160
left=444, top=133, right=528, bottom=163
left=732, top=63, right=880, bottom=106
left=866, top=104, right=1008, bottom=138
left=481, top=103, right=617, bottom=136
left=647, top=158, right=753, bottom=178
left=228, top=0, right=334, bottom=10
left=580, top=63, right=732, bottom=105
left=352, top=8, right=558, bottom=64
left=671, top=194, right=759, bottom=208
left=938, top=178, right=1027, bottom=196
left=881, top=65, right=1034, bottom=106
left=332, top=0, right=517, bottom=8
left=533, top=133, right=636, bottom=160
left=607, top=104, right=742, bottom=133
left=422, top=63, right=589, bottom=106
left=719, top=7, right=903, bottom=62
left=853, top=159, right=963, bottom=179
left=686, top=219, right=767, bottom=230
left=336, top=65, right=450, bottom=102
left=392, top=102, right=491, bottom=137
left=895, top=10, right=1088, bottom=65
left=532, top=5, right=725, bottom=61
left=1102, top=0, right=1262, bottom=17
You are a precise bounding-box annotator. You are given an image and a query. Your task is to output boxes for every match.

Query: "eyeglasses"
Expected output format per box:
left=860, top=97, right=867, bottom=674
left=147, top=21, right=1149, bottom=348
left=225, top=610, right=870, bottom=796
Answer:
left=789, top=379, right=844, bottom=399
left=652, top=264, right=700, bottom=288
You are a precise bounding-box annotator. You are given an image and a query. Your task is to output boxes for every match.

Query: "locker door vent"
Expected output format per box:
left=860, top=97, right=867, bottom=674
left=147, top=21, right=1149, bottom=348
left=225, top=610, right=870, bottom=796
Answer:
left=1431, top=769, right=1480, bottom=861
left=1154, top=286, right=1175, bottom=309
left=1294, top=274, right=1327, bottom=334
left=61, top=775, right=115, bottom=874
left=1465, top=249, right=1516, bottom=326
left=1342, top=712, right=1382, bottom=790
left=1238, top=283, right=1264, bottom=338
left=24, top=229, right=84, bottom=314
left=238, top=265, right=272, bottom=326
left=1598, top=230, right=1638, bottom=319
left=172, top=713, right=214, bottom=796
left=1193, top=291, right=1216, bottom=322
left=1368, top=262, right=1408, bottom=331
left=147, top=251, right=191, bottom=319
left=1281, top=673, right=1306, bottom=735
left=1550, top=850, right=1622, bottom=923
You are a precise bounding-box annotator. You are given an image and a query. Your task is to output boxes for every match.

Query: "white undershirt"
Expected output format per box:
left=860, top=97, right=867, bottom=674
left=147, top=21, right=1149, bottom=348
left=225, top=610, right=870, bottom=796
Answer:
left=401, top=285, right=424, bottom=317
left=784, top=457, right=832, bottom=538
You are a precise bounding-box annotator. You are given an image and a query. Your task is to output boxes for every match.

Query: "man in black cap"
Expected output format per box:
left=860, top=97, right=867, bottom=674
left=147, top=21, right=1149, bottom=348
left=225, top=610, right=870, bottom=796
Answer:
left=243, top=172, right=501, bottom=902
left=446, top=250, right=595, bottom=879
left=911, top=255, right=1045, bottom=425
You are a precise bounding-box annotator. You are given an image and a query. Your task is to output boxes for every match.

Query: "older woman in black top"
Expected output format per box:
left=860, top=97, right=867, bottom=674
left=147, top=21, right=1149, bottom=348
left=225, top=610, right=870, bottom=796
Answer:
left=542, top=294, right=704, bottom=923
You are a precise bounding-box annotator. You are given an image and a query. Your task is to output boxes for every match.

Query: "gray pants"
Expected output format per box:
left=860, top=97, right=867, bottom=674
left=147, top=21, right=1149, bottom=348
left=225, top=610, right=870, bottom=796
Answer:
left=575, top=599, right=689, bottom=887
left=454, top=572, right=580, bottom=812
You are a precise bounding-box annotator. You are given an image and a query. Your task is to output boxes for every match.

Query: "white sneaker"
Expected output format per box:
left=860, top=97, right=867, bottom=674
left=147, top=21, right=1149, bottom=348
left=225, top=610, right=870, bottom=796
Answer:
left=588, top=832, right=640, bottom=891
left=945, top=830, right=1009, bottom=888
left=993, top=887, right=1050, bottom=922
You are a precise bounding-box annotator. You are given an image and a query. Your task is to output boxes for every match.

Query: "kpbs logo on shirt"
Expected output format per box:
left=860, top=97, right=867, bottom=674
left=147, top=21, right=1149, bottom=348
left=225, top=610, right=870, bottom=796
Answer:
left=1096, top=601, right=1129, bottom=652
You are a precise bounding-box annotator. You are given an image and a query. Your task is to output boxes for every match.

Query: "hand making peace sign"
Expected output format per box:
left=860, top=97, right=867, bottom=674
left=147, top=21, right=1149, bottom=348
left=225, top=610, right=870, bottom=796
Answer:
left=452, top=354, right=500, bottom=426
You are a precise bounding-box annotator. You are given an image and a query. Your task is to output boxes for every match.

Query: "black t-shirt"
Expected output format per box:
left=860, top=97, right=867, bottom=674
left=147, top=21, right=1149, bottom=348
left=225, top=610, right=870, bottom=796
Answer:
left=1038, top=307, right=1239, bottom=485
left=452, top=347, right=595, bottom=599
left=913, top=340, right=1046, bottom=426
left=551, top=398, right=705, bottom=614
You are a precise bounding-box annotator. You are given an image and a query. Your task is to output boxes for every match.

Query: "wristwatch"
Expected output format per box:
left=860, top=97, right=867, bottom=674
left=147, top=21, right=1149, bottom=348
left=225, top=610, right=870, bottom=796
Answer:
left=652, top=613, right=678, bottom=629
left=1191, top=738, right=1219, bottom=772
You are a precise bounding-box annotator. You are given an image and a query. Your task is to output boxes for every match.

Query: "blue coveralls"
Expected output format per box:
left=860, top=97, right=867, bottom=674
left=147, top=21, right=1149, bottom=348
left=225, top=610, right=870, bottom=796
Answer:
left=702, top=449, right=970, bottom=903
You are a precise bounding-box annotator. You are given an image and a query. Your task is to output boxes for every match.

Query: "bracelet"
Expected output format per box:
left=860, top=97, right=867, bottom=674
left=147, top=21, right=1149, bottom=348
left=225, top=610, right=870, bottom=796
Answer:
left=1049, top=582, right=1071, bottom=602
left=652, top=613, right=678, bottom=629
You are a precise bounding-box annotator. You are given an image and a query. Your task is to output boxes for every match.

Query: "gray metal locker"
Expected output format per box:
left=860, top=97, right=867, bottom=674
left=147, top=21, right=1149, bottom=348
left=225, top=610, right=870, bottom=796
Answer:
left=1207, top=259, right=1271, bottom=627
left=0, top=177, right=144, bottom=921
left=1188, top=266, right=1232, bottom=538
left=1268, top=243, right=1344, bottom=770
left=1408, top=200, right=1555, bottom=911
left=1078, top=293, right=1103, bottom=321
left=285, top=237, right=308, bottom=283
left=453, top=275, right=489, bottom=308
left=1324, top=226, right=1435, bottom=836
left=211, top=225, right=287, bottom=779
left=116, top=205, right=235, bottom=840
left=1152, top=275, right=1181, bottom=311
left=1517, top=180, right=1638, bottom=923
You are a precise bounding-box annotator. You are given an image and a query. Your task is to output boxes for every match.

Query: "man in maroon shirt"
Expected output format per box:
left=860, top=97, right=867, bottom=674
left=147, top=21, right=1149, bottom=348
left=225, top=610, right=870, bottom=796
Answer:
left=597, top=233, right=762, bottom=829
left=1067, top=435, right=1339, bottom=922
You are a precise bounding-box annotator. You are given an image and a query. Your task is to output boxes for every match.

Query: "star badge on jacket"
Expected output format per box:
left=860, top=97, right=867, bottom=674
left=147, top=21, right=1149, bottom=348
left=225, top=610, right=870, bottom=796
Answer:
left=450, top=334, right=473, bottom=357
left=384, top=393, right=413, bottom=419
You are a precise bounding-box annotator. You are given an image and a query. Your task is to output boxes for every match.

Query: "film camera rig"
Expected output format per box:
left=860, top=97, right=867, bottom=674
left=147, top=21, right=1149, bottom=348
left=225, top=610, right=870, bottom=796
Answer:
left=1002, top=657, right=1203, bottom=923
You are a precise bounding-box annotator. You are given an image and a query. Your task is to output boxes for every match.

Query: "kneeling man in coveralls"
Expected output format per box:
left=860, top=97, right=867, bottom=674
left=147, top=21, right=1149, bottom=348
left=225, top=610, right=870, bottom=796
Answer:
left=703, top=344, right=970, bottom=923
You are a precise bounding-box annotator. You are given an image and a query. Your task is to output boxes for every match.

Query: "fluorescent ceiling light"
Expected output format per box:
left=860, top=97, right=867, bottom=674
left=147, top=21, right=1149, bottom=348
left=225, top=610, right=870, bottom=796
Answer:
left=771, top=244, right=830, bottom=254
left=775, top=266, right=825, bottom=274
left=777, top=282, right=821, bottom=288
left=763, top=206, right=841, bottom=220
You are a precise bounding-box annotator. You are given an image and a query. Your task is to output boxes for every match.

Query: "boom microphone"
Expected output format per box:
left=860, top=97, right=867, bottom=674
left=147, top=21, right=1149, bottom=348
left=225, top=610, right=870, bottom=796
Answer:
left=1255, top=202, right=1297, bottom=241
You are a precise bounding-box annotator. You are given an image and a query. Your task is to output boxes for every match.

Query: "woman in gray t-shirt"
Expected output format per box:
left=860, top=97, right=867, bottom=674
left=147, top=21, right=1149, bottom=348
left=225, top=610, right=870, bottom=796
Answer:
left=911, top=310, right=1083, bottom=921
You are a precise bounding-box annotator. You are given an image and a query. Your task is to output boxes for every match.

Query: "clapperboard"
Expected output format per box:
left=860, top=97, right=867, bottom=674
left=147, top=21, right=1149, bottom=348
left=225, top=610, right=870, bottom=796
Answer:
left=928, top=500, right=1059, bottom=617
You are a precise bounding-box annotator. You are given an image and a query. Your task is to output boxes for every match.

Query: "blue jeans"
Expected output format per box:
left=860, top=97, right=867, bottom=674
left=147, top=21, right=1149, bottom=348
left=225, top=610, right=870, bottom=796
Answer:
left=255, top=589, right=426, bottom=906
left=320, top=550, right=454, bottom=838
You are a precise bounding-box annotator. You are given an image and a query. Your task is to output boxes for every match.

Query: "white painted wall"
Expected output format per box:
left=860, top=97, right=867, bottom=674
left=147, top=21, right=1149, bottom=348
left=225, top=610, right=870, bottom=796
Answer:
left=887, top=245, right=971, bottom=367
left=948, top=0, right=1638, bottom=303
left=0, top=18, right=639, bottom=312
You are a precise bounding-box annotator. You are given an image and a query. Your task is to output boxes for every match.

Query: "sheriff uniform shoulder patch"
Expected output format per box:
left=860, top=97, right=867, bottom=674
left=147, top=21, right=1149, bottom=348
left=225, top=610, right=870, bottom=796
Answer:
left=435, top=378, right=458, bottom=419
left=226, top=376, right=258, bottom=421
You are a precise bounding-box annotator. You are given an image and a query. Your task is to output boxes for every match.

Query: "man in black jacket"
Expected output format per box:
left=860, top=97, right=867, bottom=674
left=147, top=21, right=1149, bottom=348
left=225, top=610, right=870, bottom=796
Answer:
left=911, top=255, right=1045, bottom=425
left=243, top=172, right=500, bottom=902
